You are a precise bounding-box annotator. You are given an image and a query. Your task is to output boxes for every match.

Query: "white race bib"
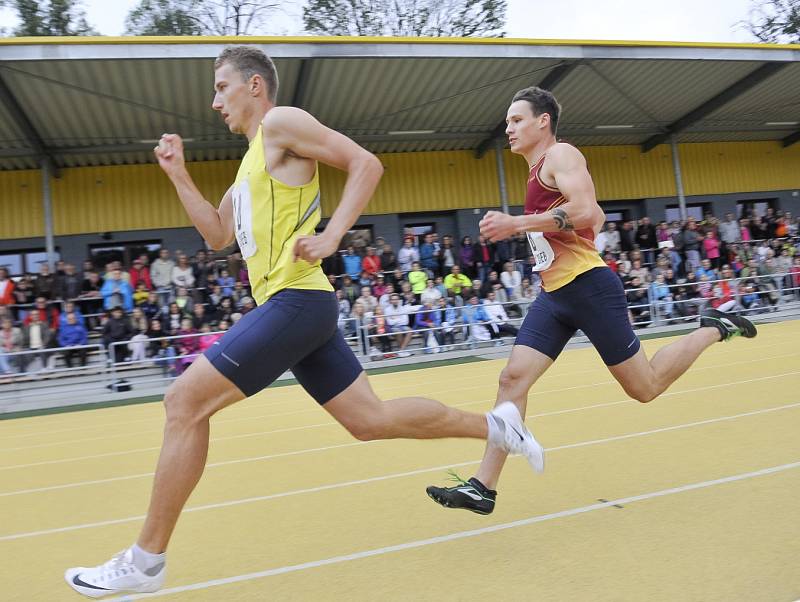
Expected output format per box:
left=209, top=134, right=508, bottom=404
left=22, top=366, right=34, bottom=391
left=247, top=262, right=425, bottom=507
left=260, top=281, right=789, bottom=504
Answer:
left=232, top=180, right=257, bottom=259
left=526, top=232, right=556, bottom=272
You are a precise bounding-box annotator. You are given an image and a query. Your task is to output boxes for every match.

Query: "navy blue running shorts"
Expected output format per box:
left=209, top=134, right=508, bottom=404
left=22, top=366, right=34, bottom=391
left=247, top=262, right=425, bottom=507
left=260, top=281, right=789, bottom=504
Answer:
left=516, top=267, right=641, bottom=366
left=204, top=289, right=363, bottom=403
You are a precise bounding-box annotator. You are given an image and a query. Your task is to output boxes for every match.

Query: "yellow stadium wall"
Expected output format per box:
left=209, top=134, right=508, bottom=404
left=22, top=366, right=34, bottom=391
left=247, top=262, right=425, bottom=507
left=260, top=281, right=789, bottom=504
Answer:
left=1, top=141, right=798, bottom=240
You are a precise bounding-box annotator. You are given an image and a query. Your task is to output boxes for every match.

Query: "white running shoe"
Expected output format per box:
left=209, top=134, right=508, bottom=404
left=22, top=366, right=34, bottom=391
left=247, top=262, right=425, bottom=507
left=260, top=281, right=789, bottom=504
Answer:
left=65, top=548, right=166, bottom=598
left=488, top=401, right=545, bottom=473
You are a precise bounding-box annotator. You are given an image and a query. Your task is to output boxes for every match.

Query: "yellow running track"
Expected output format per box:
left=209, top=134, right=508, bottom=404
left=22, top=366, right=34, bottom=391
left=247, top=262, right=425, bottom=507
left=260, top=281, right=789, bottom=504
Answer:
left=2, top=322, right=799, bottom=601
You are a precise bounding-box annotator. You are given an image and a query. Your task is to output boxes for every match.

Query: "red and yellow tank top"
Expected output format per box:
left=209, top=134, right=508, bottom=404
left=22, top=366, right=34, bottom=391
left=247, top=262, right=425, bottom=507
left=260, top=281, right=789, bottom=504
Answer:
left=524, top=153, right=605, bottom=292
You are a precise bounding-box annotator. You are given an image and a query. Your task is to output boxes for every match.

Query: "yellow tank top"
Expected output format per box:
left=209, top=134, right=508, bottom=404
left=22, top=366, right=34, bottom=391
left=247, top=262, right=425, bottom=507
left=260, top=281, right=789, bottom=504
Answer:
left=232, top=124, right=332, bottom=304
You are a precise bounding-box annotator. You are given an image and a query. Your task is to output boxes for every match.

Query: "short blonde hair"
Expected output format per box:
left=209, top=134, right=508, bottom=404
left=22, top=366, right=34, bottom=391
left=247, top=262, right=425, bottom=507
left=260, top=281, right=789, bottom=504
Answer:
left=215, top=46, right=279, bottom=103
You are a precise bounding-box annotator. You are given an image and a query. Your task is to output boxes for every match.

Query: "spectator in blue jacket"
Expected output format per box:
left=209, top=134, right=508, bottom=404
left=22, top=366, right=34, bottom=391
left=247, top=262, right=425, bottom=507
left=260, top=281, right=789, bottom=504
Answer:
left=100, top=269, right=134, bottom=312
left=58, top=300, right=86, bottom=328
left=58, top=312, right=89, bottom=368
left=649, top=273, right=674, bottom=320
left=419, top=233, right=439, bottom=276
left=342, top=246, right=363, bottom=280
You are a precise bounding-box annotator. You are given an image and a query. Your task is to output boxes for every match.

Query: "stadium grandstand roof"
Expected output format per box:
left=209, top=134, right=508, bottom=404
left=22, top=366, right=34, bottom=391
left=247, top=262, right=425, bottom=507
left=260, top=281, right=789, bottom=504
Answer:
left=0, top=36, right=799, bottom=171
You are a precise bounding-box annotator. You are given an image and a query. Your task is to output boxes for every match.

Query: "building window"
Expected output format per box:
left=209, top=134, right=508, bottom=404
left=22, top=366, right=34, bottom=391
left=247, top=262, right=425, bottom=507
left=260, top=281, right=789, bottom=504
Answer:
left=0, top=248, right=61, bottom=276
left=737, top=199, right=776, bottom=219
left=665, top=204, right=708, bottom=223
left=403, top=222, right=436, bottom=246
left=88, top=240, right=162, bottom=269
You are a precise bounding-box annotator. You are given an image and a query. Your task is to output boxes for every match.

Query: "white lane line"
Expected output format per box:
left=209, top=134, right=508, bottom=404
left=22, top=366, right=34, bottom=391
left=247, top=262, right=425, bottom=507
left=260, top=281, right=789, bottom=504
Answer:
left=1, top=349, right=795, bottom=456
left=1, top=368, right=797, bottom=473
left=2, top=339, right=793, bottom=442
left=4, top=396, right=800, bottom=499
left=3, top=400, right=798, bottom=540
left=110, top=460, right=800, bottom=600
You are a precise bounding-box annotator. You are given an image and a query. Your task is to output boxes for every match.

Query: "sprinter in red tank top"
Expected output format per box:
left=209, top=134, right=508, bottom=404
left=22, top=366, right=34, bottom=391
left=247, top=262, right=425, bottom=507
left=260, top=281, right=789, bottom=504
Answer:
left=426, top=86, right=758, bottom=515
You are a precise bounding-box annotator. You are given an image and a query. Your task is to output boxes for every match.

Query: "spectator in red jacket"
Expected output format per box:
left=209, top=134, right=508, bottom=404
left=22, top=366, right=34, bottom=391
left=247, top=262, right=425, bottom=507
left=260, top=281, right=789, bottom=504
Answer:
left=362, top=246, right=381, bottom=277
left=0, top=268, right=14, bottom=306
left=129, top=258, right=153, bottom=291
left=23, top=296, right=60, bottom=330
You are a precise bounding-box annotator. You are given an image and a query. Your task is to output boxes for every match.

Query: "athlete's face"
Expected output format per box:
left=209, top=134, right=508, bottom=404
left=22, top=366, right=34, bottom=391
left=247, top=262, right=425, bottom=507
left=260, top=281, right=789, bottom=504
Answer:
left=505, top=100, right=548, bottom=155
left=212, top=63, right=257, bottom=135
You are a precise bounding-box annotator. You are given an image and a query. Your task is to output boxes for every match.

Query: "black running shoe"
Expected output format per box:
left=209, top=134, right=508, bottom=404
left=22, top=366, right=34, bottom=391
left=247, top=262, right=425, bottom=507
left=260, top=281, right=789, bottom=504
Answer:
left=426, top=471, right=497, bottom=515
left=700, top=308, right=758, bottom=341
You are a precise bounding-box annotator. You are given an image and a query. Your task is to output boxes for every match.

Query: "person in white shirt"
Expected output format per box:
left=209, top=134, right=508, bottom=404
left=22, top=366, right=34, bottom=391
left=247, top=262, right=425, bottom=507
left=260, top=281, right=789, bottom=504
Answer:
left=397, top=238, right=420, bottom=273
left=378, top=283, right=395, bottom=311
left=594, top=225, right=610, bottom=254
left=483, top=290, right=519, bottom=343
left=383, top=294, right=413, bottom=357
left=500, top=262, right=522, bottom=300
left=420, top=279, right=442, bottom=306
left=171, top=254, right=196, bottom=290
left=605, top=221, right=621, bottom=253
left=353, top=286, right=378, bottom=314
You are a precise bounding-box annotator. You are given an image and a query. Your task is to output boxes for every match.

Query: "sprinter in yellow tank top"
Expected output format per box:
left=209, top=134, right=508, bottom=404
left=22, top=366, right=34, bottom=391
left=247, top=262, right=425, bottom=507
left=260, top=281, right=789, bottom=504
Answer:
left=426, top=86, right=757, bottom=516
left=65, top=46, right=544, bottom=598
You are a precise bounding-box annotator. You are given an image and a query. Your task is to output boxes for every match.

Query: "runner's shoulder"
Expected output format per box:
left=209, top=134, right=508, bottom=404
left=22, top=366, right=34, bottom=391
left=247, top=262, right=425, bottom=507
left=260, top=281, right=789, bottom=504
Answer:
left=261, top=106, right=317, bottom=136
left=545, top=142, right=587, bottom=167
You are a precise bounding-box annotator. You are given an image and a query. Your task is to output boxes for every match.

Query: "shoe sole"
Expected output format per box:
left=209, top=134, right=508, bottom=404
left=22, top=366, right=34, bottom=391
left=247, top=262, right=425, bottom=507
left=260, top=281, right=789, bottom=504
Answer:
left=425, top=489, right=494, bottom=515
left=702, top=309, right=758, bottom=339
left=64, top=569, right=163, bottom=598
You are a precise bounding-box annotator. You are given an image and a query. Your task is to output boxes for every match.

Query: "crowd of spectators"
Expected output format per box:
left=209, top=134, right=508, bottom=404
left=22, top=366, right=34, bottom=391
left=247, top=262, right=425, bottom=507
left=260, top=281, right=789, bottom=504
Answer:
left=0, top=208, right=798, bottom=375
left=0, top=249, right=250, bottom=377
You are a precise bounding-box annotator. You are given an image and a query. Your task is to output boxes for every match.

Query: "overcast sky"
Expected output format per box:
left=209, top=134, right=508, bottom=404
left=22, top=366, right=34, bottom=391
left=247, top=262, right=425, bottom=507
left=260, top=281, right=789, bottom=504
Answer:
left=1, top=0, right=758, bottom=41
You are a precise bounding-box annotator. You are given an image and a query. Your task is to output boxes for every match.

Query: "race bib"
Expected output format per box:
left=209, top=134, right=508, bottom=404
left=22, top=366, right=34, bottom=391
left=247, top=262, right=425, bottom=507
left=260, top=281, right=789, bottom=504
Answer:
left=526, top=232, right=555, bottom=272
left=232, top=180, right=257, bottom=259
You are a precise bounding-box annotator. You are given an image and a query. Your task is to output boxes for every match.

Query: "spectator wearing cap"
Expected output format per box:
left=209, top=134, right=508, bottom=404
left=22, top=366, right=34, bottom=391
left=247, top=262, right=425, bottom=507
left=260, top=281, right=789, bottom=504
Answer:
left=129, top=259, right=152, bottom=291
left=101, top=269, right=134, bottom=312
left=397, top=238, right=419, bottom=273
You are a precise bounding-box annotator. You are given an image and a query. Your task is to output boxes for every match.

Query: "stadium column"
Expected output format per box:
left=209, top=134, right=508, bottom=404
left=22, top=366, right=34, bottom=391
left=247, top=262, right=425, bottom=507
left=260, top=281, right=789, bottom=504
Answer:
left=495, top=138, right=509, bottom=214
left=670, top=136, right=687, bottom=223
left=41, top=159, right=56, bottom=269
